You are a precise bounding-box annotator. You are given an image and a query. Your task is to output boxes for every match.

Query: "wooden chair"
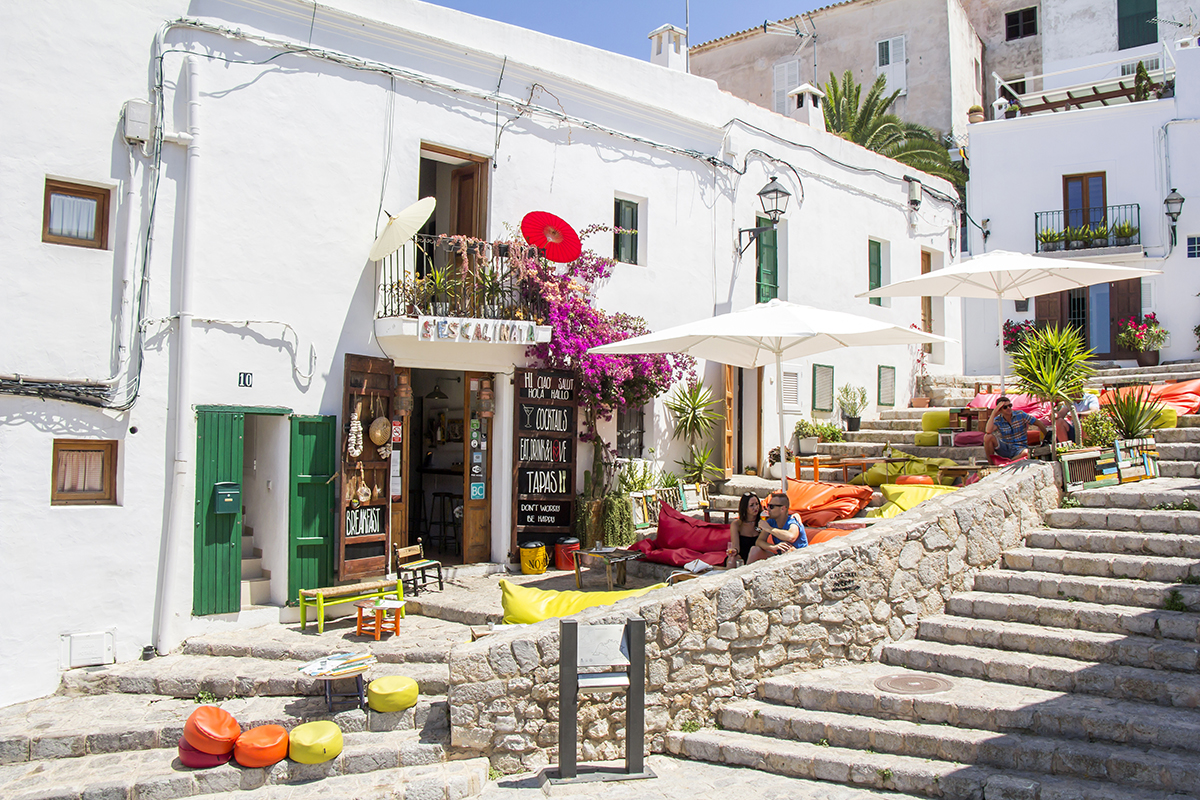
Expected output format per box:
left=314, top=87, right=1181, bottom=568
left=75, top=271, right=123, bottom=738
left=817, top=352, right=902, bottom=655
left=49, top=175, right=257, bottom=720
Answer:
left=393, top=539, right=443, bottom=596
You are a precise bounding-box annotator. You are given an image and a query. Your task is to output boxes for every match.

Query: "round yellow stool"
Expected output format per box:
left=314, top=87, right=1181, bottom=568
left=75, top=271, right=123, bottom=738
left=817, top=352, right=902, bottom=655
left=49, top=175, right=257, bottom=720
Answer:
left=367, top=675, right=419, bottom=713
left=288, top=720, right=343, bottom=764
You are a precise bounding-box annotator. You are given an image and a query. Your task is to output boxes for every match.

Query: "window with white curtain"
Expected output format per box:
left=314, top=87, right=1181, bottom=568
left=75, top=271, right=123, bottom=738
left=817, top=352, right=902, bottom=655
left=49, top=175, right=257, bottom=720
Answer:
left=43, top=179, right=110, bottom=249
left=52, top=440, right=118, bottom=505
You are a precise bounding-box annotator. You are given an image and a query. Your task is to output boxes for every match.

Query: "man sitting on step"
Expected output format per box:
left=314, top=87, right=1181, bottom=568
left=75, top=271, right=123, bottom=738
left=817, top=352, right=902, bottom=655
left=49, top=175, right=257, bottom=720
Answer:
left=984, top=395, right=1047, bottom=462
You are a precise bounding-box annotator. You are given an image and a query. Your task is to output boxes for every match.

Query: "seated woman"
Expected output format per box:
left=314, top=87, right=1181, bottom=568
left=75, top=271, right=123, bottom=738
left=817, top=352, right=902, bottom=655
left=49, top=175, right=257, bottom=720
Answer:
left=747, top=491, right=808, bottom=563
left=727, top=492, right=762, bottom=566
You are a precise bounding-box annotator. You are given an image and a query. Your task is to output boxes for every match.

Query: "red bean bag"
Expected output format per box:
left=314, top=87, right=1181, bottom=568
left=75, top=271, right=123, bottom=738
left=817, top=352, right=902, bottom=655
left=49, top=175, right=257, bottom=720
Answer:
left=234, top=725, right=289, bottom=768
left=184, top=706, right=241, bottom=755
left=785, top=479, right=874, bottom=525
left=954, top=430, right=985, bottom=446
left=630, top=503, right=730, bottom=566
left=896, top=475, right=934, bottom=485
left=178, top=736, right=234, bottom=769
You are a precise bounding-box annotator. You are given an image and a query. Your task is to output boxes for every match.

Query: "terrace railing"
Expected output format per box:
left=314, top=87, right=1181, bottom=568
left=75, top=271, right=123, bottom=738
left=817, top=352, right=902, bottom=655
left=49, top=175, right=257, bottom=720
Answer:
left=1033, top=203, right=1141, bottom=253
left=375, top=234, right=546, bottom=321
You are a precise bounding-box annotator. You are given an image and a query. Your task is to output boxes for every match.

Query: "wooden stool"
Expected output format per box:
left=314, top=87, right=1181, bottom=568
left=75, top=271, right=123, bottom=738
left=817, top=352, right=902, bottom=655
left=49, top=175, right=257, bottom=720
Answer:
left=354, top=599, right=403, bottom=640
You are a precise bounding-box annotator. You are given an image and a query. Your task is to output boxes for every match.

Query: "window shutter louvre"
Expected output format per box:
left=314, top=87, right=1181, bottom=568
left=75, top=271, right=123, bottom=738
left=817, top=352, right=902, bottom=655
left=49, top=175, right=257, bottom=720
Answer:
left=812, top=365, right=835, bottom=412
left=877, top=37, right=907, bottom=96
left=878, top=366, right=896, bottom=407
left=782, top=370, right=800, bottom=407
left=868, top=240, right=882, bottom=307
left=773, top=61, right=799, bottom=115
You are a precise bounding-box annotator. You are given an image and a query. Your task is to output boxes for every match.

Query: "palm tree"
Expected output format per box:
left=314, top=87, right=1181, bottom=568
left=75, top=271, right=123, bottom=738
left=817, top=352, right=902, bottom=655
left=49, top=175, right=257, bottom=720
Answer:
left=1009, top=325, right=1095, bottom=448
left=822, top=71, right=965, bottom=191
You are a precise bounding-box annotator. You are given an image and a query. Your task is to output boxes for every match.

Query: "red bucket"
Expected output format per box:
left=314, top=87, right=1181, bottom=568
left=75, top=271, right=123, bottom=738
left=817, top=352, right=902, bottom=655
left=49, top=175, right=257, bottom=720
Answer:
left=554, top=537, right=580, bottom=570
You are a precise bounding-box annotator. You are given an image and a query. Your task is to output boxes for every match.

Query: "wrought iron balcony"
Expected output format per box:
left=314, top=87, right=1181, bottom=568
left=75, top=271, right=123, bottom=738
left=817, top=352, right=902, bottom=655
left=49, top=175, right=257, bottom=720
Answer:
left=375, top=233, right=547, bottom=322
left=1033, top=203, right=1141, bottom=253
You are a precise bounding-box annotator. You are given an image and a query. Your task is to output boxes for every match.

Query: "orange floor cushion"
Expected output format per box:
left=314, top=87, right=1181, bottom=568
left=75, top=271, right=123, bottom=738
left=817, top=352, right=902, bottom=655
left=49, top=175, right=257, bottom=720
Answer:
left=806, top=528, right=853, bottom=545
left=184, top=706, right=241, bottom=755
left=896, top=475, right=934, bottom=485
left=785, top=478, right=873, bottom=525
left=1102, top=379, right=1200, bottom=416
left=234, top=724, right=289, bottom=768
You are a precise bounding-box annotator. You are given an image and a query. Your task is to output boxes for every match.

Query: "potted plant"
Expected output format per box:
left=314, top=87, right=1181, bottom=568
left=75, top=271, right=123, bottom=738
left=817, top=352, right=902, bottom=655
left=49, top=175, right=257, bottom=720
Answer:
left=426, top=265, right=460, bottom=316
left=665, top=382, right=723, bottom=484
left=967, top=104, right=985, bottom=124
left=794, top=419, right=819, bottom=455
left=1117, top=313, right=1169, bottom=366
left=1037, top=228, right=1063, bottom=253
left=836, top=384, right=868, bottom=432
left=1112, top=220, right=1139, bottom=246
left=767, top=445, right=794, bottom=480
left=1064, top=226, right=1089, bottom=250
left=1010, top=323, right=1095, bottom=450
left=1089, top=221, right=1110, bottom=249
left=478, top=266, right=507, bottom=318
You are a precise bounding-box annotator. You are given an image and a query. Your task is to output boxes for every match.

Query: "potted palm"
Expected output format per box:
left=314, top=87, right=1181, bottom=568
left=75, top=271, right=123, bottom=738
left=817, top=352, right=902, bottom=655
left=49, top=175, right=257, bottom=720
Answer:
left=1010, top=323, right=1096, bottom=450
left=837, top=384, right=868, bottom=432
left=1064, top=226, right=1089, bottom=250
left=664, top=381, right=723, bottom=484
left=1117, top=313, right=1169, bottom=366
left=427, top=265, right=460, bottom=316
left=1112, top=220, right=1139, bottom=246
left=1037, top=228, right=1063, bottom=253
left=1089, top=221, right=1110, bottom=249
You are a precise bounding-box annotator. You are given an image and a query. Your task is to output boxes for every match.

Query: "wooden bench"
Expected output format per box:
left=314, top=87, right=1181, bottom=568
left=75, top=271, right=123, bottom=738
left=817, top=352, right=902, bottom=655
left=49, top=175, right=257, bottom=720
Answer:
left=299, top=579, right=402, bottom=633
left=394, top=540, right=443, bottom=596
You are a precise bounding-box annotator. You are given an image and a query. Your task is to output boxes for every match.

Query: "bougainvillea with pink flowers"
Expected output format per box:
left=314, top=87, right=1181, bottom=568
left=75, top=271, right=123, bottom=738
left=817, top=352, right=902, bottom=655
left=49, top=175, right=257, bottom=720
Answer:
left=1116, top=313, right=1168, bottom=353
left=1002, top=319, right=1038, bottom=353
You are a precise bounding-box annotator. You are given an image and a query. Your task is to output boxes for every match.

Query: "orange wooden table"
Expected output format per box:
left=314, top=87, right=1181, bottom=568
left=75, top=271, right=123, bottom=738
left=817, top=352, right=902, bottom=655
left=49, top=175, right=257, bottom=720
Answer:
left=355, top=599, right=404, bottom=640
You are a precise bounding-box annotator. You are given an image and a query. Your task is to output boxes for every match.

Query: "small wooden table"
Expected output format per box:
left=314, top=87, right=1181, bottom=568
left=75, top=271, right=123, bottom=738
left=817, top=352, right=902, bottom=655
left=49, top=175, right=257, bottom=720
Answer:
left=794, top=456, right=909, bottom=483
left=948, top=407, right=990, bottom=433
left=571, top=548, right=643, bottom=591
left=354, top=599, right=405, bottom=640
left=937, top=463, right=998, bottom=484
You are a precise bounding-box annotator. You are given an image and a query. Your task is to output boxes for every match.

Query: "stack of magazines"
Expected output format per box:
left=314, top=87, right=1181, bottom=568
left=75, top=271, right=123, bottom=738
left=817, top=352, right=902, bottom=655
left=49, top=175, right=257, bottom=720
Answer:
left=297, top=652, right=376, bottom=678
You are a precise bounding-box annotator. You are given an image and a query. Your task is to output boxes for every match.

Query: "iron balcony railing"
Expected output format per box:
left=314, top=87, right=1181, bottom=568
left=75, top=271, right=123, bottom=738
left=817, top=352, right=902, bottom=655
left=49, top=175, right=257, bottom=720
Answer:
left=1033, top=203, right=1141, bottom=253
left=375, top=233, right=547, bottom=321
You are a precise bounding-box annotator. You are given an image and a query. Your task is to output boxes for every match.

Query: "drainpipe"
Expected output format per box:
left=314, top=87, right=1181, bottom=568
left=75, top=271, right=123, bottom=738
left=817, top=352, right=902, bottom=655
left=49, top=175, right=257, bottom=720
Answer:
left=154, top=55, right=200, bottom=654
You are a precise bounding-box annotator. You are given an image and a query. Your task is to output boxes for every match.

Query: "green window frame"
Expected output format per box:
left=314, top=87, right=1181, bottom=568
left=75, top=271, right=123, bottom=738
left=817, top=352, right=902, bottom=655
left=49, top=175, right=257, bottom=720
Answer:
left=614, top=199, right=639, bottom=264
left=1118, top=0, right=1157, bottom=50
left=756, top=215, right=778, bottom=302
left=868, top=240, right=882, bottom=306
left=812, top=364, right=835, bottom=412
left=877, top=366, right=896, bottom=407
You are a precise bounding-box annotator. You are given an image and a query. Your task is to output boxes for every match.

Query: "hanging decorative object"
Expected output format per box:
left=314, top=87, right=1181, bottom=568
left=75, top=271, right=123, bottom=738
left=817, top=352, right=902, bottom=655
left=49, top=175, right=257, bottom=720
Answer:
left=355, top=463, right=372, bottom=505
left=520, top=211, right=582, bottom=263
left=369, top=416, right=391, bottom=446
left=347, top=412, right=364, bottom=458
left=377, top=441, right=392, bottom=461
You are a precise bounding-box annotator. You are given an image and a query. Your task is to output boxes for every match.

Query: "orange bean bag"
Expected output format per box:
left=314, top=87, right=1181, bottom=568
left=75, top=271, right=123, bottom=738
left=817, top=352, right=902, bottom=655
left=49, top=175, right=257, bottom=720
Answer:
left=184, top=706, right=241, bottom=755
left=896, top=475, right=934, bottom=485
left=178, top=736, right=233, bottom=768
left=234, top=724, right=289, bottom=768
left=806, top=527, right=854, bottom=545
left=785, top=478, right=874, bottom=526
left=1102, top=379, right=1200, bottom=416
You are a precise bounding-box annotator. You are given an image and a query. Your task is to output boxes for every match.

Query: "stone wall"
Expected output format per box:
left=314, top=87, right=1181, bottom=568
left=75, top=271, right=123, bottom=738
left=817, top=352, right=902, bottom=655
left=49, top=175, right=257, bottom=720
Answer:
left=447, top=463, right=1059, bottom=772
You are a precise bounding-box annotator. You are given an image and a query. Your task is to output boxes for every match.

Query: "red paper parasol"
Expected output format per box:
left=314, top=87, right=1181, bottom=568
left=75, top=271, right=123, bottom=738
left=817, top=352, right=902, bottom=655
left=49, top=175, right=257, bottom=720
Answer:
left=520, top=211, right=582, bottom=263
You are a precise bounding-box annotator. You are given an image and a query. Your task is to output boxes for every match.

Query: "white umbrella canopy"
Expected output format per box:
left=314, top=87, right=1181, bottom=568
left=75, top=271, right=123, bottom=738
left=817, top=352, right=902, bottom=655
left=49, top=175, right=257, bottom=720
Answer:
left=590, top=298, right=954, bottom=490
left=368, top=197, right=436, bottom=262
left=857, top=250, right=1163, bottom=386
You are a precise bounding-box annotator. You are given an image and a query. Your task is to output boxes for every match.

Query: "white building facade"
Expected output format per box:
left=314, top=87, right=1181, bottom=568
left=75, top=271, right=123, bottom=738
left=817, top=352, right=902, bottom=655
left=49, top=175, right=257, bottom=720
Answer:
left=0, top=0, right=959, bottom=706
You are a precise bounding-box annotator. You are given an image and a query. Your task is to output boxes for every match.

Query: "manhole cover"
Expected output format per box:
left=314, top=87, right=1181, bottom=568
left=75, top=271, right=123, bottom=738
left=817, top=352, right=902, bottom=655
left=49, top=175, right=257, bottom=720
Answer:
left=873, top=674, right=954, bottom=695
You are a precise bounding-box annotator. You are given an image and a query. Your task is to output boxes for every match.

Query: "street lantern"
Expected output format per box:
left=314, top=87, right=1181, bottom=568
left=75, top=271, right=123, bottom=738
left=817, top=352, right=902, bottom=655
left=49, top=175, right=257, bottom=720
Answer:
left=1165, top=188, right=1185, bottom=246
left=739, top=177, right=791, bottom=255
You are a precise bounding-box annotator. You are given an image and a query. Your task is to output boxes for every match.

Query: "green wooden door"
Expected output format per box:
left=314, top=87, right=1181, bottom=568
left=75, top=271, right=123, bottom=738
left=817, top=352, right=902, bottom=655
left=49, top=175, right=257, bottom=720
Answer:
left=756, top=216, right=778, bottom=303
left=193, top=410, right=244, bottom=616
left=289, top=415, right=337, bottom=602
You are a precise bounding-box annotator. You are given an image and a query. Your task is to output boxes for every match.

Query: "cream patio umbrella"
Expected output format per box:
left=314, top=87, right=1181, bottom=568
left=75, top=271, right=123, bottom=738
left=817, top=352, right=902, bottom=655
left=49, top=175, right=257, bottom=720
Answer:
left=858, top=250, right=1162, bottom=389
left=368, top=197, right=436, bottom=261
left=589, top=298, right=953, bottom=490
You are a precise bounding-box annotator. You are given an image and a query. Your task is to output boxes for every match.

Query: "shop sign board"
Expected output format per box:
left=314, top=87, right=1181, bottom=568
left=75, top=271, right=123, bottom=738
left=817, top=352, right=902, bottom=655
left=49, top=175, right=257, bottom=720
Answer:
left=418, top=316, right=538, bottom=344
left=512, top=368, right=577, bottom=550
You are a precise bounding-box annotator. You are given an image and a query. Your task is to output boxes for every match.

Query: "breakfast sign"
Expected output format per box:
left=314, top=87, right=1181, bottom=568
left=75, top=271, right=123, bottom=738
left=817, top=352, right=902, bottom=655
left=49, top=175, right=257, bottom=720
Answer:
left=512, top=368, right=577, bottom=550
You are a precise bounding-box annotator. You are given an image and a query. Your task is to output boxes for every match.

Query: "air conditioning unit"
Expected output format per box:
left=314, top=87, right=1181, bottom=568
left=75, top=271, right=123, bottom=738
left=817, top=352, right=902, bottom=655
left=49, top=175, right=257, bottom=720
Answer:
left=60, top=630, right=115, bottom=669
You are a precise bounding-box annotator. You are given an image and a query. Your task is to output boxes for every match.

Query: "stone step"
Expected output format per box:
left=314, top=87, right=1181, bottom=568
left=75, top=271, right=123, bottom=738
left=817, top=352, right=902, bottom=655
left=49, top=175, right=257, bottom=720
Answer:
left=843, top=430, right=919, bottom=444
left=1002, top=546, right=1200, bottom=582
left=855, top=418, right=922, bottom=432
left=1043, top=507, right=1200, bottom=534
left=189, top=760, right=487, bottom=800
left=720, top=699, right=1200, bottom=794
left=917, top=614, right=1200, bottom=672
left=1070, top=478, right=1200, bottom=509
left=974, top=568, right=1200, bottom=611
left=1091, top=360, right=1200, bottom=378
left=242, top=577, right=272, bottom=606
left=1160, top=461, right=1200, bottom=478
left=0, top=732, right=481, bottom=800
left=58, top=655, right=449, bottom=699
left=1026, top=529, right=1200, bottom=559
left=1157, top=428, right=1200, bottom=443
left=946, top=591, right=1200, bottom=640
left=1181, top=415, right=1200, bottom=429
left=762, top=662, right=1200, bottom=745
left=1157, top=443, right=1200, bottom=462
left=880, top=409, right=928, bottom=421
left=1092, top=369, right=1200, bottom=386
left=180, top=633, right=453, bottom=665
left=241, top=557, right=267, bottom=580
left=664, top=729, right=1179, bottom=800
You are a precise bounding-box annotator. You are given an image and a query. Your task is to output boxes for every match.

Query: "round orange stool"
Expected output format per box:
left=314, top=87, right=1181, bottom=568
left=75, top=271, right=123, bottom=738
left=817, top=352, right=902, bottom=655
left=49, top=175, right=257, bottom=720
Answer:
left=896, top=475, right=934, bottom=485
left=183, top=706, right=241, bottom=755
left=234, top=724, right=289, bottom=768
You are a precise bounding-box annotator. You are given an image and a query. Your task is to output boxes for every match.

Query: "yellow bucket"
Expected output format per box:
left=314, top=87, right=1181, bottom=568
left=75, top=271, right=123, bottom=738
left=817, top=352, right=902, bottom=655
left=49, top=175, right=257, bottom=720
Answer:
left=519, top=541, right=548, bottom=575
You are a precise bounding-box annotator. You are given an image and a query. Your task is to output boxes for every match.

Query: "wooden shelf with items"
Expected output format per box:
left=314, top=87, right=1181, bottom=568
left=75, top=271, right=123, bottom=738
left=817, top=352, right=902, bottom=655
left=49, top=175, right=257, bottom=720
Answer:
left=339, top=354, right=395, bottom=580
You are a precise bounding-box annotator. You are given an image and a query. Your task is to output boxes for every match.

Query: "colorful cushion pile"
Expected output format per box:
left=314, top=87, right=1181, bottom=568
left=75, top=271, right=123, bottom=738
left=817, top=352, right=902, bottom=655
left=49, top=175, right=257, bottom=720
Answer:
left=178, top=703, right=348, bottom=769
left=783, top=479, right=874, bottom=528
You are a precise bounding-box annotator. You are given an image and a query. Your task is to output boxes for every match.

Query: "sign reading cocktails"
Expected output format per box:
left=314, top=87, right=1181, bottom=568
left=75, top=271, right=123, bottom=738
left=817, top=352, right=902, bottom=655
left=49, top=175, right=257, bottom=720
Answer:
left=512, top=368, right=577, bottom=548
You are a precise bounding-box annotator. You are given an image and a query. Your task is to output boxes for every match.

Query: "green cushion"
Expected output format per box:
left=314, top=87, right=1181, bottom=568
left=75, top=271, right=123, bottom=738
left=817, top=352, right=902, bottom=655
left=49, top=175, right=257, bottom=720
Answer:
left=913, top=431, right=939, bottom=447
left=921, top=410, right=951, bottom=432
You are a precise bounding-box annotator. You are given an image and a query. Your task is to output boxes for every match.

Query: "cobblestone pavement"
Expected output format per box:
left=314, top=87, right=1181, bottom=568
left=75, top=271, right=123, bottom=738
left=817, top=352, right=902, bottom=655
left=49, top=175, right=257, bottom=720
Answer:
left=479, top=755, right=898, bottom=799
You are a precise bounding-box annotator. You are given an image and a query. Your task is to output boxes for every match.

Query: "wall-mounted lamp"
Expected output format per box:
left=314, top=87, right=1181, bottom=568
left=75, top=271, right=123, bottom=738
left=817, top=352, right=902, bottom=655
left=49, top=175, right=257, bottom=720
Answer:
left=738, top=177, right=791, bottom=255
left=981, top=218, right=991, bottom=243
left=1165, top=188, right=1185, bottom=247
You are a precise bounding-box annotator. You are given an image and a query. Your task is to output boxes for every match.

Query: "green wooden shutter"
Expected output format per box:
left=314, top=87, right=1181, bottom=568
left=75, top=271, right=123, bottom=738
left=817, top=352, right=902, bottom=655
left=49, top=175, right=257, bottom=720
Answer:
left=288, top=415, right=337, bottom=603
left=193, top=410, right=244, bottom=616
left=614, top=199, right=638, bottom=264
left=756, top=216, right=778, bottom=303
left=868, top=240, right=882, bottom=306
left=1118, top=0, right=1157, bottom=49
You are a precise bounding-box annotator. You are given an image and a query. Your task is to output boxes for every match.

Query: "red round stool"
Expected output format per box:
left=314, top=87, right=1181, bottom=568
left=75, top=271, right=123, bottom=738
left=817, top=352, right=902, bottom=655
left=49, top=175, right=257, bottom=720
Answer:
left=178, top=736, right=233, bottom=769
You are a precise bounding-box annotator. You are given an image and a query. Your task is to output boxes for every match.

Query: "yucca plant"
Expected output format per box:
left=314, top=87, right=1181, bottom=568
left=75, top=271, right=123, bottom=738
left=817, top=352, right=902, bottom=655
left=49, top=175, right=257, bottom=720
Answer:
left=1104, top=385, right=1164, bottom=440
left=1010, top=324, right=1095, bottom=449
left=677, top=444, right=724, bottom=483
left=665, top=382, right=721, bottom=446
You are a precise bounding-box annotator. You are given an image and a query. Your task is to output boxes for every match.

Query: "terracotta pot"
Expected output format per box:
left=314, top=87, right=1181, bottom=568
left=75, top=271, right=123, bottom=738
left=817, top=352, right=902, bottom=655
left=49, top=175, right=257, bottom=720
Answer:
left=1136, top=350, right=1159, bottom=367
left=911, top=397, right=931, bottom=408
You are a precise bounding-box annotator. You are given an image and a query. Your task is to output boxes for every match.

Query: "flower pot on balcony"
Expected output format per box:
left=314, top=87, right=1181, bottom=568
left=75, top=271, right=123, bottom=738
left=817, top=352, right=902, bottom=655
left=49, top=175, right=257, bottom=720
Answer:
left=1041, top=241, right=1063, bottom=252
left=911, top=396, right=931, bottom=408
left=1136, top=350, right=1159, bottom=367
left=1091, top=238, right=1109, bottom=248
left=1067, top=240, right=1087, bottom=250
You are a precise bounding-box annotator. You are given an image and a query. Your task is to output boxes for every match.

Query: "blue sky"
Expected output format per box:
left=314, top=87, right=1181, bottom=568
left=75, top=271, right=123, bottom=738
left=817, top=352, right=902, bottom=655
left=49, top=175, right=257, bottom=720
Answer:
left=424, top=1, right=826, bottom=60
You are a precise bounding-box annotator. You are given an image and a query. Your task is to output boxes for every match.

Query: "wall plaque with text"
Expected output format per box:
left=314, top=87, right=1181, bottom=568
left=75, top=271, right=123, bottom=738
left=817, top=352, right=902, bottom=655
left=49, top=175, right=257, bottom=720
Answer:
left=512, top=368, right=578, bottom=551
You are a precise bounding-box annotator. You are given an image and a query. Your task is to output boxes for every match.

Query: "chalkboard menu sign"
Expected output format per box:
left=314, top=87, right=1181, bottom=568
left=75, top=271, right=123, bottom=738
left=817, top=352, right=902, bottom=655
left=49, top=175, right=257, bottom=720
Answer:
left=512, top=368, right=577, bottom=551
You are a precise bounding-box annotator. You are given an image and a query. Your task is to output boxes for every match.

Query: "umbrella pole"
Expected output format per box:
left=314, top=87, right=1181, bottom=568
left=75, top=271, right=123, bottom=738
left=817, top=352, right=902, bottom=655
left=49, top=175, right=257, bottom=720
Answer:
left=997, top=298, right=1006, bottom=393
left=776, top=354, right=788, bottom=493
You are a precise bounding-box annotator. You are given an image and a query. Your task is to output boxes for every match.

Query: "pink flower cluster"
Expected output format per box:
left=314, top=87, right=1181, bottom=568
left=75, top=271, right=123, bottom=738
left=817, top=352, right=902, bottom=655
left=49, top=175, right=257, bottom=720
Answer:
left=1116, top=313, right=1167, bottom=352
left=1002, top=319, right=1037, bottom=352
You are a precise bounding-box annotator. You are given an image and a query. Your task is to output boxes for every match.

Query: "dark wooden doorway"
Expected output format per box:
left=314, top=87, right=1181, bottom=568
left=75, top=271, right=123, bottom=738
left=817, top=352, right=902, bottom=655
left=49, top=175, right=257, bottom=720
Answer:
left=1035, top=278, right=1140, bottom=358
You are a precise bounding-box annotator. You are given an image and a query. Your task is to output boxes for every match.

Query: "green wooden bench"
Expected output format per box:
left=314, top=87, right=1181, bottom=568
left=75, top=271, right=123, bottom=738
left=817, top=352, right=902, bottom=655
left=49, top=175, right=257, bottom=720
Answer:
left=299, top=579, right=403, bottom=633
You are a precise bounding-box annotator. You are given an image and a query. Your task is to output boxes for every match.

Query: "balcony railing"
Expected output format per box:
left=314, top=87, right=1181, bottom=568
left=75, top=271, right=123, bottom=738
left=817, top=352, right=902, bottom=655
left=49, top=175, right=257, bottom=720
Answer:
left=376, top=233, right=547, bottom=321
left=1034, top=203, right=1141, bottom=253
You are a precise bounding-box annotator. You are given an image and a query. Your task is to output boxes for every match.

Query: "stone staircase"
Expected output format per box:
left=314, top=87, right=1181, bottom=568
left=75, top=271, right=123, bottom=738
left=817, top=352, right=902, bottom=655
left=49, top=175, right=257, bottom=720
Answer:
left=667, top=472, right=1200, bottom=798
left=241, top=526, right=273, bottom=608
left=0, top=624, right=486, bottom=799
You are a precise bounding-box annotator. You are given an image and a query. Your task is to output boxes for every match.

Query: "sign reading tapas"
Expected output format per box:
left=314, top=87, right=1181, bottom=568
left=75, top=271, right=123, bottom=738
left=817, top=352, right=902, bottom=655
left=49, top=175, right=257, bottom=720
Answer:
left=418, top=316, right=537, bottom=344
left=513, top=367, right=577, bottom=540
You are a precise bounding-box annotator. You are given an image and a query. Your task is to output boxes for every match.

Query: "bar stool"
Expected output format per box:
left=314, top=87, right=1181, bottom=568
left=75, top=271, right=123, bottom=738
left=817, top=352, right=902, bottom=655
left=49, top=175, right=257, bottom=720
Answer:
left=429, top=492, right=462, bottom=555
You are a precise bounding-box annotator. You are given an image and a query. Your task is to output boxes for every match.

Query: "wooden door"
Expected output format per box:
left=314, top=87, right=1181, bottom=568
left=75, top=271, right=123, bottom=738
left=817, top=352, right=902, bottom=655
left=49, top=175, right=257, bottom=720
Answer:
left=462, top=372, right=493, bottom=563
left=390, top=368, right=413, bottom=553
left=339, top=354, right=394, bottom=580
left=1110, top=278, right=1141, bottom=358
left=723, top=364, right=735, bottom=479
left=193, top=410, right=244, bottom=615
left=1063, top=172, right=1107, bottom=230
left=920, top=251, right=933, bottom=354
left=288, top=415, right=336, bottom=601
left=1035, top=292, right=1064, bottom=331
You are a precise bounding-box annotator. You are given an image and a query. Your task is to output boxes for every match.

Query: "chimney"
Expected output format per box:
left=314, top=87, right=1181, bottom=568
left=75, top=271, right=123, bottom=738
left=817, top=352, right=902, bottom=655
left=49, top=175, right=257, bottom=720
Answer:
left=648, top=24, right=688, bottom=71
left=787, top=83, right=827, bottom=132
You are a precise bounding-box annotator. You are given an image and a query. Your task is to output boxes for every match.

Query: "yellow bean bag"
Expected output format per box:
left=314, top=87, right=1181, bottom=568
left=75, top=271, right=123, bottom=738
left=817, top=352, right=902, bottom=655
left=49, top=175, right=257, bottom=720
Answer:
left=1152, top=407, right=1178, bottom=429
left=913, top=431, right=939, bottom=447
left=851, top=449, right=958, bottom=487
left=867, top=483, right=958, bottom=518
left=367, top=676, right=419, bottom=713
left=288, top=721, right=343, bottom=764
left=921, top=410, right=951, bottom=432
left=498, top=579, right=666, bottom=625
